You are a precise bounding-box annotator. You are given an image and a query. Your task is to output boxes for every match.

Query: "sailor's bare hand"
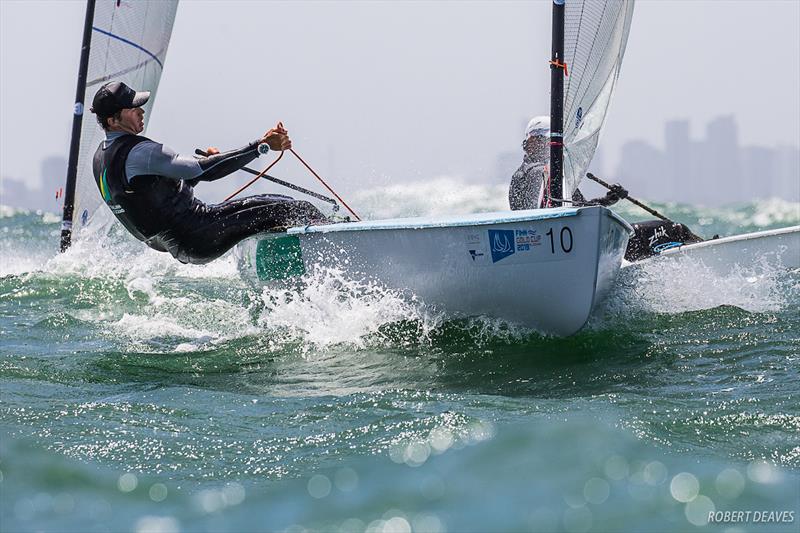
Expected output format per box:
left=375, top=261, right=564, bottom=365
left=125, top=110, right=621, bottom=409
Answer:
left=261, top=122, right=292, bottom=152
left=205, top=147, right=220, bottom=155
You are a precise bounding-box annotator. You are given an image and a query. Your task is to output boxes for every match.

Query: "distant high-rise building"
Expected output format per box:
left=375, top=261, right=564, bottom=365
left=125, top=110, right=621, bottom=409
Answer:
left=664, top=120, right=691, bottom=202
left=703, top=115, right=741, bottom=205
left=774, top=146, right=800, bottom=201
left=741, top=146, right=775, bottom=199
left=0, top=176, right=47, bottom=211
left=500, top=114, right=796, bottom=206
left=617, top=140, right=666, bottom=199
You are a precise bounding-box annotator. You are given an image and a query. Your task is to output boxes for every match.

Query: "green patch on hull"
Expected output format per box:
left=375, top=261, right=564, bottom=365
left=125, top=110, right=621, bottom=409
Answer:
left=255, top=235, right=306, bottom=281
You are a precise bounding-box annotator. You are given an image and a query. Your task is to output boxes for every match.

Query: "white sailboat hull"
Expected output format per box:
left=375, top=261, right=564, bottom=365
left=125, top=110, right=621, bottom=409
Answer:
left=631, top=225, right=800, bottom=273
left=236, top=206, right=632, bottom=336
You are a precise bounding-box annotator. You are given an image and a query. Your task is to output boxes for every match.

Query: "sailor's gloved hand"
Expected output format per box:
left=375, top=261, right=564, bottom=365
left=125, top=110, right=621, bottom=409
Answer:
left=606, top=184, right=628, bottom=201
left=261, top=121, right=292, bottom=152
left=205, top=147, right=220, bottom=155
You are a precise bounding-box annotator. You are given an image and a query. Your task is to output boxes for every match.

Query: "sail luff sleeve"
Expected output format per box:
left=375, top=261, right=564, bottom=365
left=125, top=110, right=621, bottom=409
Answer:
left=60, top=0, right=97, bottom=252
left=550, top=0, right=566, bottom=206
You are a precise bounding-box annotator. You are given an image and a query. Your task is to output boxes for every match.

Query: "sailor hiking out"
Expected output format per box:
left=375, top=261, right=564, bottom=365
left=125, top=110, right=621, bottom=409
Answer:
left=508, top=115, right=702, bottom=261
left=90, top=81, right=325, bottom=264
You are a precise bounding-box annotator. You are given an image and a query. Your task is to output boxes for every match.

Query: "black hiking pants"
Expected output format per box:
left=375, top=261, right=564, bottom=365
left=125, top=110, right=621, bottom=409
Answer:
left=149, top=194, right=325, bottom=265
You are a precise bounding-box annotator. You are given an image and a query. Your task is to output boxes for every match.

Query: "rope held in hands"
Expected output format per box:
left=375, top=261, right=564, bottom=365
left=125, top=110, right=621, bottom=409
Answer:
left=222, top=125, right=361, bottom=221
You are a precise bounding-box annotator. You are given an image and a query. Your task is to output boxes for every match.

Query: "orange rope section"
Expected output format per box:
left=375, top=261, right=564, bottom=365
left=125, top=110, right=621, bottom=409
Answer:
left=549, top=59, right=569, bottom=77
left=223, top=151, right=284, bottom=202
left=222, top=126, right=361, bottom=221
left=289, top=148, right=360, bottom=221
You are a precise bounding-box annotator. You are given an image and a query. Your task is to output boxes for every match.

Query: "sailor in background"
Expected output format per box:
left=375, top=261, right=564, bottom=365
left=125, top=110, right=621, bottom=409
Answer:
left=508, top=115, right=702, bottom=261
left=508, top=116, right=627, bottom=210
left=90, top=81, right=325, bottom=264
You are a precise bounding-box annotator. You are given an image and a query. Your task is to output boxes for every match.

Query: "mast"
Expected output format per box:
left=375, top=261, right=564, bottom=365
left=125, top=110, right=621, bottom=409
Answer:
left=60, top=0, right=96, bottom=252
left=549, top=0, right=566, bottom=206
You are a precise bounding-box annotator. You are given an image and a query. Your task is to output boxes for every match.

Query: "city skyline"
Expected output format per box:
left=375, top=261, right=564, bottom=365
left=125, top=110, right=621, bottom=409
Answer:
left=614, top=115, right=799, bottom=206
left=3, top=114, right=798, bottom=212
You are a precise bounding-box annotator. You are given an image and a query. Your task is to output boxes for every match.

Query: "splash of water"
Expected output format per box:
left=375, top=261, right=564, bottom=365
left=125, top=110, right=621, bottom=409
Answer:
left=256, top=267, right=445, bottom=350
left=602, top=254, right=797, bottom=318
left=3, top=187, right=799, bottom=348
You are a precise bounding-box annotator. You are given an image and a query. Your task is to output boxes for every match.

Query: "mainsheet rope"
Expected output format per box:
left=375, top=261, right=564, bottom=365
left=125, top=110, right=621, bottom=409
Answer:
left=224, top=125, right=361, bottom=221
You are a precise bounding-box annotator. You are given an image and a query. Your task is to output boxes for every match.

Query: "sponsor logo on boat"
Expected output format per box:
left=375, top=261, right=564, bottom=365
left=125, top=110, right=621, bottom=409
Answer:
left=514, top=229, right=542, bottom=251
left=648, top=225, right=668, bottom=247
left=489, top=230, right=515, bottom=263
left=489, top=229, right=544, bottom=262
left=468, top=250, right=485, bottom=261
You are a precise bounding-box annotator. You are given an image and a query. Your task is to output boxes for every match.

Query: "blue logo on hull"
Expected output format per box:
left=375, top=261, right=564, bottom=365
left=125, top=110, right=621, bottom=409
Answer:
left=488, top=230, right=515, bottom=263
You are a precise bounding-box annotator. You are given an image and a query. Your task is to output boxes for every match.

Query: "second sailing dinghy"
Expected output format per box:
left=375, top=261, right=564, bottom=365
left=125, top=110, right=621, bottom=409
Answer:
left=236, top=0, right=636, bottom=336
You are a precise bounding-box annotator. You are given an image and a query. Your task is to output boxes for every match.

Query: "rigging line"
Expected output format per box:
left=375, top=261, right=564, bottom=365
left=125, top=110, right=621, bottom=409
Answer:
left=194, top=149, right=338, bottom=207
left=289, top=149, right=361, bottom=221
left=223, top=152, right=285, bottom=202
left=91, top=26, right=164, bottom=69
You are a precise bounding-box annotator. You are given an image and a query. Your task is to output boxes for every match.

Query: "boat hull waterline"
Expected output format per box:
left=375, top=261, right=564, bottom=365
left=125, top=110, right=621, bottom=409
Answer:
left=236, top=207, right=632, bottom=336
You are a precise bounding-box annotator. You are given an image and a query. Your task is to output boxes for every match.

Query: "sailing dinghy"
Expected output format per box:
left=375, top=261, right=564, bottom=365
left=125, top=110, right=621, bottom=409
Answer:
left=235, top=0, right=636, bottom=336
left=632, top=226, right=800, bottom=273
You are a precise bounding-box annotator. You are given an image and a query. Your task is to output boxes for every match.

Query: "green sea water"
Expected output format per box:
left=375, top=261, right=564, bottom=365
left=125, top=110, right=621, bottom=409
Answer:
left=1, top=194, right=799, bottom=533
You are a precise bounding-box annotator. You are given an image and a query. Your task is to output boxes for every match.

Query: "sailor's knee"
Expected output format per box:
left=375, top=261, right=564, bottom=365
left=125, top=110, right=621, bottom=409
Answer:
left=285, top=199, right=325, bottom=218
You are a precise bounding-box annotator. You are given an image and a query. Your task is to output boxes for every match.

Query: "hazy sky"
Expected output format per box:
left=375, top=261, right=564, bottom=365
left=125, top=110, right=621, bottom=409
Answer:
left=1, top=0, right=798, bottom=199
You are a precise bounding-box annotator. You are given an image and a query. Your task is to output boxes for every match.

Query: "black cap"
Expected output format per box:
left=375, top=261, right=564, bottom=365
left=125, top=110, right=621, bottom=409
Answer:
left=90, top=81, right=150, bottom=117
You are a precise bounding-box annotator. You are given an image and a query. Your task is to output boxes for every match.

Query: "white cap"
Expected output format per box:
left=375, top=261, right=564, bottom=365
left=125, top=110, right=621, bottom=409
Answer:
left=525, top=115, right=550, bottom=138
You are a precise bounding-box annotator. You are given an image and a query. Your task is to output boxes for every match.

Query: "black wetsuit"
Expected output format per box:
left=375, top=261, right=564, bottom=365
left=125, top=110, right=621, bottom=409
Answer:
left=624, top=219, right=703, bottom=261
left=508, top=157, right=620, bottom=210
left=93, top=133, right=324, bottom=264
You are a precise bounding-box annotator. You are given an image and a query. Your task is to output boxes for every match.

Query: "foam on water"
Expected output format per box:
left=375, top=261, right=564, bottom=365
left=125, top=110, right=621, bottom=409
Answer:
left=46, top=212, right=238, bottom=281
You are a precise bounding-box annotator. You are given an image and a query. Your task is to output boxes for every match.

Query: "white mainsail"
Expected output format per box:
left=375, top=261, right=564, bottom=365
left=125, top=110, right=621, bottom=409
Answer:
left=72, top=0, right=179, bottom=236
left=561, top=0, right=635, bottom=198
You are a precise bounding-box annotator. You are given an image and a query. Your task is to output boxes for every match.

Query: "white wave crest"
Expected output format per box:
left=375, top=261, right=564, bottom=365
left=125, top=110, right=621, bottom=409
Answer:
left=353, top=176, right=509, bottom=219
